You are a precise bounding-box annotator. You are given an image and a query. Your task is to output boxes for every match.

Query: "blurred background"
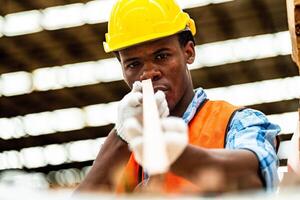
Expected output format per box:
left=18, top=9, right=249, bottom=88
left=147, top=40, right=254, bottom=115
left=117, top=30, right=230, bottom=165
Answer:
left=0, top=0, right=299, bottom=190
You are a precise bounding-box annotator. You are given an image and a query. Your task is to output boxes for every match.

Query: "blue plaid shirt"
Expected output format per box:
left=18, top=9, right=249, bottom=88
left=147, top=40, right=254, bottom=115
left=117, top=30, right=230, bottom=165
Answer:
left=182, top=88, right=281, bottom=191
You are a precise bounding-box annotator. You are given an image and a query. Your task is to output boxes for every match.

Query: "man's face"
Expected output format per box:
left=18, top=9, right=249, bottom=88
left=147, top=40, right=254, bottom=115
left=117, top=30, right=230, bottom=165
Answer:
left=118, top=35, right=195, bottom=112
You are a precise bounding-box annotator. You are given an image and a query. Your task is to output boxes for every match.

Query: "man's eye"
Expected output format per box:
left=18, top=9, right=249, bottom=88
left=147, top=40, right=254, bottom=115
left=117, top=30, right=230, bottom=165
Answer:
left=127, top=62, right=140, bottom=69
left=156, top=53, right=168, bottom=60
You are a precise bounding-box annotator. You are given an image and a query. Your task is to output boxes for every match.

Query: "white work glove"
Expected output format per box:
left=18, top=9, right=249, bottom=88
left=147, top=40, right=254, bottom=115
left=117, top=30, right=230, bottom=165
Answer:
left=123, top=117, right=188, bottom=167
left=115, top=81, right=169, bottom=142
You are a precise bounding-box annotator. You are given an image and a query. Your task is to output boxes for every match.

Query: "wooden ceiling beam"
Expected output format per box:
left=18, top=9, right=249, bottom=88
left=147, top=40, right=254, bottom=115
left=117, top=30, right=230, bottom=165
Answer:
left=0, top=125, right=113, bottom=152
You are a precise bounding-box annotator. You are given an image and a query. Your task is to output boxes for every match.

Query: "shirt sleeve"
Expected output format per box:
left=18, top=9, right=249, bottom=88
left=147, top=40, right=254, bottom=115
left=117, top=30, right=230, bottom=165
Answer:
left=225, top=108, right=281, bottom=191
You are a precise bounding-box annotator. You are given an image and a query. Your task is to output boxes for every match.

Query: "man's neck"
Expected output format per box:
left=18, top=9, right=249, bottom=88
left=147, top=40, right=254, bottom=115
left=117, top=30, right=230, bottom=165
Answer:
left=170, top=84, right=195, bottom=118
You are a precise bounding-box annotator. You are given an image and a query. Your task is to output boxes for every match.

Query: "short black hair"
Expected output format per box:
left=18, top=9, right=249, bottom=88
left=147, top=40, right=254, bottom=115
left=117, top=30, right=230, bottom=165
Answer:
left=114, top=30, right=195, bottom=60
left=178, top=30, right=195, bottom=47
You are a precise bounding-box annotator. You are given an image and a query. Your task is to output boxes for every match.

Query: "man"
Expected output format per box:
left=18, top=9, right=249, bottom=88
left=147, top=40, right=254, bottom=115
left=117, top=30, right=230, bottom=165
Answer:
left=76, top=0, right=280, bottom=194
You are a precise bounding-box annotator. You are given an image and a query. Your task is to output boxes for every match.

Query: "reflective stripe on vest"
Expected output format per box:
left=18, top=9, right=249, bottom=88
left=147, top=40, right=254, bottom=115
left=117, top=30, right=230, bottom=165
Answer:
left=116, top=100, right=239, bottom=193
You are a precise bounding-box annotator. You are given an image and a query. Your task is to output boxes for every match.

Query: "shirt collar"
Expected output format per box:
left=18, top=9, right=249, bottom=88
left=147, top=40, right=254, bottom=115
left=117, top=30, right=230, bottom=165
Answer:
left=182, top=88, right=207, bottom=124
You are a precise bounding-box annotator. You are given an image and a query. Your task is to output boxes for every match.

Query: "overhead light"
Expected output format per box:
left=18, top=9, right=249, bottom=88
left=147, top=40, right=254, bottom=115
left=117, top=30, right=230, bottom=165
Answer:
left=23, top=112, right=55, bottom=136
left=0, top=0, right=234, bottom=36
left=0, top=137, right=106, bottom=170
left=0, top=151, right=22, bottom=170
left=32, top=67, right=64, bottom=91
left=178, top=0, right=233, bottom=9
left=66, top=138, right=106, bottom=163
left=83, top=0, right=233, bottom=25
left=274, top=31, right=292, bottom=55
left=95, top=58, right=123, bottom=82
left=0, top=101, right=118, bottom=140
left=0, top=117, right=26, bottom=139
left=84, top=102, right=118, bottom=127
left=0, top=118, right=17, bottom=140
left=0, top=16, right=4, bottom=37
left=0, top=103, right=115, bottom=140
left=61, top=61, right=99, bottom=87
left=0, top=71, right=32, bottom=96
left=83, top=0, right=116, bottom=24
left=206, top=76, right=300, bottom=106
left=267, top=112, right=299, bottom=133
left=53, top=168, right=82, bottom=186
left=3, top=10, right=42, bottom=36
left=92, top=137, right=107, bottom=154
left=20, top=147, right=47, bottom=168
left=51, top=108, right=85, bottom=132
left=32, top=59, right=122, bottom=91
left=190, top=31, right=292, bottom=69
left=43, top=144, right=68, bottom=165
left=212, top=0, right=233, bottom=3
left=41, top=3, right=84, bottom=30
left=66, top=140, right=97, bottom=162
left=0, top=171, right=49, bottom=189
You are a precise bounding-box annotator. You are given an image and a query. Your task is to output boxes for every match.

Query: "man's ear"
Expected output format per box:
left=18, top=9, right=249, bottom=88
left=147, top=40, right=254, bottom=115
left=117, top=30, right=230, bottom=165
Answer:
left=184, top=41, right=196, bottom=64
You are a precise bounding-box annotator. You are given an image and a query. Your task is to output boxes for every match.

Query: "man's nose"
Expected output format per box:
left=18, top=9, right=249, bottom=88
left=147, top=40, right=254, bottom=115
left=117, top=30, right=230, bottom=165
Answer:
left=139, top=66, right=162, bottom=82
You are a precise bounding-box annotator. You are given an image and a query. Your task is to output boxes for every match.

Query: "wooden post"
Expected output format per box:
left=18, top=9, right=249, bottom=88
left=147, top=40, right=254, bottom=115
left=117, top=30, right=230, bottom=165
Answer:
left=287, top=0, right=300, bottom=71
left=286, top=0, right=300, bottom=175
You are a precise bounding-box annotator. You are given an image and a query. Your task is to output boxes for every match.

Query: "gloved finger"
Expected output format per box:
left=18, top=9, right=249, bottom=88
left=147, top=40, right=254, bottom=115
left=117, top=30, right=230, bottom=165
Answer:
left=125, top=106, right=142, bottom=118
left=158, top=102, right=169, bottom=118
left=161, top=117, right=187, bottom=133
left=126, top=92, right=143, bottom=107
left=123, top=118, right=143, bottom=142
left=132, top=81, right=143, bottom=93
left=155, top=90, right=166, bottom=105
left=164, top=131, right=188, bottom=145
left=160, top=108, right=169, bottom=118
left=128, top=136, right=143, bottom=165
left=164, top=132, right=188, bottom=164
left=155, top=91, right=169, bottom=117
left=159, top=100, right=169, bottom=118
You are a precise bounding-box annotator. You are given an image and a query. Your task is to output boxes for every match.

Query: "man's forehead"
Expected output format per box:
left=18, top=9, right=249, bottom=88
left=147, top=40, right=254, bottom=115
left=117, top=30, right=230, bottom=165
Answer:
left=119, top=35, right=179, bottom=57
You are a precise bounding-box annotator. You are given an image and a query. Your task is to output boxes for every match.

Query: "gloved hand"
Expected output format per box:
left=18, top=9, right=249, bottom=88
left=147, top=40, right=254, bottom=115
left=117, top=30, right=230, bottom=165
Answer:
left=115, top=81, right=169, bottom=142
left=123, top=116, right=188, bottom=168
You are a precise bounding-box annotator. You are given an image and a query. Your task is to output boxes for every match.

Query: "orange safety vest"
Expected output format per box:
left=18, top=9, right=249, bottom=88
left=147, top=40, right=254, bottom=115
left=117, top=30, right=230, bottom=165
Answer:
left=116, top=100, right=239, bottom=193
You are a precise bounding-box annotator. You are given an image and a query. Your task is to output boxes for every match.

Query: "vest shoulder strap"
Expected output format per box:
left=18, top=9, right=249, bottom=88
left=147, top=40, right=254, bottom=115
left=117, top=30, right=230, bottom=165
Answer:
left=189, top=100, right=239, bottom=148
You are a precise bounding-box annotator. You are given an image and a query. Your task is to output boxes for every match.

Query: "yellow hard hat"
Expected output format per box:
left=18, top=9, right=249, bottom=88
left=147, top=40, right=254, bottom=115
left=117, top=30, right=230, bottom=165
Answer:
left=103, top=0, right=196, bottom=53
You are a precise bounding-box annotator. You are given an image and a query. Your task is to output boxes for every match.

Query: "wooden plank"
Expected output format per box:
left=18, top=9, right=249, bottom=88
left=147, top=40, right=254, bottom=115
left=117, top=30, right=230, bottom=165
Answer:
left=142, top=79, right=168, bottom=175
left=286, top=0, right=300, bottom=174
left=280, top=159, right=288, bottom=166
left=278, top=133, right=294, bottom=142
left=287, top=0, right=300, bottom=70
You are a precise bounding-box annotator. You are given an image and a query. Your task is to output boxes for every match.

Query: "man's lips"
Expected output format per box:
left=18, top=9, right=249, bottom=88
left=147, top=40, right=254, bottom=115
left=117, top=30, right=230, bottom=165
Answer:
left=153, top=86, right=168, bottom=93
